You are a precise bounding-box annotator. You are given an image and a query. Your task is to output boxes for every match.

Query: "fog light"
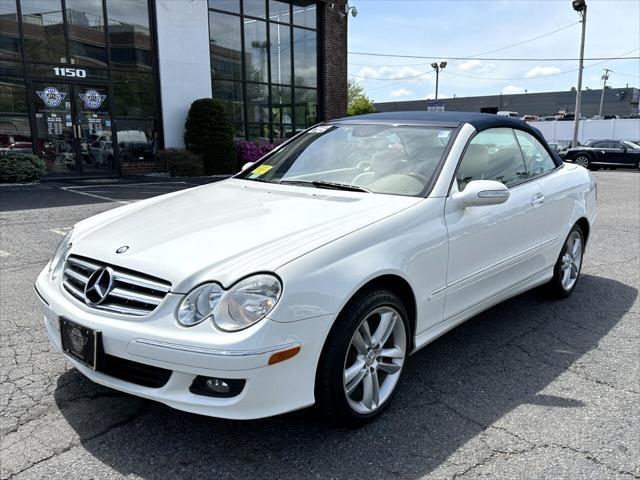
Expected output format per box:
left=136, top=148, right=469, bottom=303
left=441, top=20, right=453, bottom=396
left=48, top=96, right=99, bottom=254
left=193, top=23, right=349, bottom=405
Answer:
left=189, top=376, right=246, bottom=398
left=206, top=378, right=230, bottom=394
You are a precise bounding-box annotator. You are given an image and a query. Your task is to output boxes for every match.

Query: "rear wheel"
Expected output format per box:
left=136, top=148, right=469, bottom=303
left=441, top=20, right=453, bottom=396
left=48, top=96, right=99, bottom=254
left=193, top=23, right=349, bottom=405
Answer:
left=547, top=225, right=584, bottom=298
left=315, top=289, right=408, bottom=426
left=574, top=155, right=590, bottom=169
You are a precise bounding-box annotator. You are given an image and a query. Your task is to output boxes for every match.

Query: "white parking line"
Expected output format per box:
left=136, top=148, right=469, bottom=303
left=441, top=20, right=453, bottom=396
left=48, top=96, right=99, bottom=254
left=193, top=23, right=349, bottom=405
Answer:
left=58, top=182, right=191, bottom=204
left=59, top=186, right=131, bottom=204
left=0, top=250, right=10, bottom=257
left=50, top=227, right=72, bottom=236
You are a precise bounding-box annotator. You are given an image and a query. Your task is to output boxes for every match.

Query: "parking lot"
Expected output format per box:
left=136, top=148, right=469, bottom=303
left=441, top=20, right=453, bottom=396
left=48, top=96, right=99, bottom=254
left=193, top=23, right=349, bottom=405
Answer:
left=1, top=171, right=638, bottom=479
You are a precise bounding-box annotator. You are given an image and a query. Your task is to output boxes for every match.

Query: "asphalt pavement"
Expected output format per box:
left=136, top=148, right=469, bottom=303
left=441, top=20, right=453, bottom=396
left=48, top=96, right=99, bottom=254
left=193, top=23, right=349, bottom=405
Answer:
left=0, top=172, right=638, bottom=479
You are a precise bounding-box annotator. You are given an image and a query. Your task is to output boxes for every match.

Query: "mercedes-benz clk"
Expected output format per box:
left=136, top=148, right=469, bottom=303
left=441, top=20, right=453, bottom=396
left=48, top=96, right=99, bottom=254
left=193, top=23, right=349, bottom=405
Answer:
left=36, top=112, right=597, bottom=425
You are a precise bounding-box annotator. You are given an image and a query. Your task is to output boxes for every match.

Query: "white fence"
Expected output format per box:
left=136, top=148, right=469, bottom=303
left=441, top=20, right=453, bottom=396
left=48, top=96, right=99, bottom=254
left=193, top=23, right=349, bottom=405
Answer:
left=530, top=119, right=640, bottom=143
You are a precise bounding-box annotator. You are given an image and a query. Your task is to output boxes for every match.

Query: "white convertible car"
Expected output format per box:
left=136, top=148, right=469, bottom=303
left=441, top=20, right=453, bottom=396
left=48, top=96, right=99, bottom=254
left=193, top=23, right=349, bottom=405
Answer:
left=36, top=112, right=597, bottom=425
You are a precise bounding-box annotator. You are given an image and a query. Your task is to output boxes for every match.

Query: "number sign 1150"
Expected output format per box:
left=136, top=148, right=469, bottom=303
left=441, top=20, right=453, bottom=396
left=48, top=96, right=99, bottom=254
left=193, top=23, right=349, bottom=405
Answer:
left=53, top=67, right=87, bottom=78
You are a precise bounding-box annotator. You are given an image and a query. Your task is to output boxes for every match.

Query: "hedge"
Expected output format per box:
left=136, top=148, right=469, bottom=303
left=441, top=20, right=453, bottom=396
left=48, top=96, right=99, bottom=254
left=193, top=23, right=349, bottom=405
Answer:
left=0, top=153, right=47, bottom=183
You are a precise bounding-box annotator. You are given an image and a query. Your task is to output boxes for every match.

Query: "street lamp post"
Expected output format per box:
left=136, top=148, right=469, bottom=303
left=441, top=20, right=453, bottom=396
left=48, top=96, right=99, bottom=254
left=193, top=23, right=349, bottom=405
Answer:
left=430, top=61, right=447, bottom=100
left=571, top=0, right=587, bottom=148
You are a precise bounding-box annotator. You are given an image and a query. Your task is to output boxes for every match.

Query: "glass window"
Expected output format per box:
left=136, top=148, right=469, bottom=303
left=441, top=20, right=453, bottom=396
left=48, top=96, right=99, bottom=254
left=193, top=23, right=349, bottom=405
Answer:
left=0, top=60, right=23, bottom=77
left=0, top=115, right=32, bottom=153
left=293, top=28, right=316, bottom=87
left=246, top=82, right=269, bottom=123
left=514, top=130, right=557, bottom=178
left=292, top=0, right=316, bottom=28
left=209, top=0, right=239, bottom=14
left=248, top=123, right=269, bottom=140
left=210, top=11, right=242, bottom=81
left=212, top=80, right=244, bottom=124
left=270, top=23, right=291, bottom=84
left=269, top=0, right=291, bottom=23
left=294, top=87, right=316, bottom=126
left=243, top=19, right=268, bottom=82
left=457, top=128, right=528, bottom=191
left=112, top=71, right=154, bottom=116
left=115, top=118, right=157, bottom=161
left=20, top=0, right=67, bottom=62
left=0, top=78, right=26, bottom=113
left=0, top=0, right=21, bottom=59
left=244, top=0, right=266, bottom=18
left=238, top=125, right=455, bottom=197
left=271, top=84, right=291, bottom=138
left=106, top=0, right=152, bottom=71
left=66, top=0, right=107, bottom=67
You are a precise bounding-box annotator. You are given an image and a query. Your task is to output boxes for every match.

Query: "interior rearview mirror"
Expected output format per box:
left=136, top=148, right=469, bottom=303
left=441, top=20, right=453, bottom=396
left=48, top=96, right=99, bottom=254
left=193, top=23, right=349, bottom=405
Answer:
left=453, top=180, right=510, bottom=207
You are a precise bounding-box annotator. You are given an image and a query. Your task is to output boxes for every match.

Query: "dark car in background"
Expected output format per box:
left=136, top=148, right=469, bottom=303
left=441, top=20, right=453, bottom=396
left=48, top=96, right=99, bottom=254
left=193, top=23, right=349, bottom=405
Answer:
left=564, top=139, right=640, bottom=170
left=549, top=140, right=577, bottom=159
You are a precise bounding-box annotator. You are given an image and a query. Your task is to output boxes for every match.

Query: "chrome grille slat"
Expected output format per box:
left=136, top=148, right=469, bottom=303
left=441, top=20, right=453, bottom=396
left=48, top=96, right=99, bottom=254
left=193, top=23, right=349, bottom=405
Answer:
left=61, top=255, right=171, bottom=317
left=110, top=287, right=163, bottom=306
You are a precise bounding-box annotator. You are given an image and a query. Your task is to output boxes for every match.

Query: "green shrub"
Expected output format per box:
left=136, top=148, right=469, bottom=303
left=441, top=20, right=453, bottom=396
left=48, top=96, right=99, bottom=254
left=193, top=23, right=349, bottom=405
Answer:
left=0, top=153, right=47, bottom=183
left=156, top=148, right=204, bottom=177
left=184, top=98, right=235, bottom=175
left=347, top=96, right=376, bottom=116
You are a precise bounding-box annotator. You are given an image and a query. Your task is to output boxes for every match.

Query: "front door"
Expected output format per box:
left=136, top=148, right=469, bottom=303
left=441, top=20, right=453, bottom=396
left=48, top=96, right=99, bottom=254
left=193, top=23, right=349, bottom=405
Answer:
left=31, top=81, right=116, bottom=176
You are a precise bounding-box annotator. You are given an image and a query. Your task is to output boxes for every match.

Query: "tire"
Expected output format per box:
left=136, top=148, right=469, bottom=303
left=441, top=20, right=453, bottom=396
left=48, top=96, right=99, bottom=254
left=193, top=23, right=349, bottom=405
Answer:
left=574, top=155, right=591, bottom=169
left=315, top=289, right=409, bottom=427
left=547, top=224, right=584, bottom=298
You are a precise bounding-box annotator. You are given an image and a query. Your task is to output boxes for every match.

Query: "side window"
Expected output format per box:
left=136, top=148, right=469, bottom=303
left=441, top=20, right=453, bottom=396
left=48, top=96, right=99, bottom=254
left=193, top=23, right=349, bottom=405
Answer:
left=456, top=128, right=527, bottom=191
left=514, top=130, right=557, bottom=178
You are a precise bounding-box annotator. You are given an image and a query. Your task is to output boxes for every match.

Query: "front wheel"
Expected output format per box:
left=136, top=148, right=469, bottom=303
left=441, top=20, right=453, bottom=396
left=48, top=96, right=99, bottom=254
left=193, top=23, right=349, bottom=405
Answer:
left=315, top=289, right=409, bottom=426
left=547, top=225, right=584, bottom=298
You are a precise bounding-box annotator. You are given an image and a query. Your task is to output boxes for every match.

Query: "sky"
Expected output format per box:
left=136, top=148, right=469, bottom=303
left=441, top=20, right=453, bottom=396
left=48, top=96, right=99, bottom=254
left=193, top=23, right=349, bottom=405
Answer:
left=347, top=0, right=640, bottom=103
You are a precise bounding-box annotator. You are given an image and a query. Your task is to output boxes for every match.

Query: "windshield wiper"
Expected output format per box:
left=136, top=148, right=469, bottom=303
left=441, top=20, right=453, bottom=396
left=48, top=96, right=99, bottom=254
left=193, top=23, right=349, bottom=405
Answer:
left=279, top=180, right=371, bottom=193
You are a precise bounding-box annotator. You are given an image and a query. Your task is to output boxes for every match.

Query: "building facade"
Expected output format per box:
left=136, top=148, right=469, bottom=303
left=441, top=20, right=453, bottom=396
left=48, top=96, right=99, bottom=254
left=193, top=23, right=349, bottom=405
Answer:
left=0, top=0, right=348, bottom=178
left=375, top=87, right=640, bottom=119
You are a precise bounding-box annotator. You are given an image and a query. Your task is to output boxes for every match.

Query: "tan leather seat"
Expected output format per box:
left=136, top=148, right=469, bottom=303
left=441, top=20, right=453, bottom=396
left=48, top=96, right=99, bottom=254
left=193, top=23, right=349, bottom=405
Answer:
left=457, top=144, right=490, bottom=190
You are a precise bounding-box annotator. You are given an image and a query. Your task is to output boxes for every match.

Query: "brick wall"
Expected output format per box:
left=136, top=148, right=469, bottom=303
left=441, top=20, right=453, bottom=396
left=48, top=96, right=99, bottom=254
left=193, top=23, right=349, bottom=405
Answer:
left=318, top=0, right=348, bottom=121
left=120, top=161, right=164, bottom=176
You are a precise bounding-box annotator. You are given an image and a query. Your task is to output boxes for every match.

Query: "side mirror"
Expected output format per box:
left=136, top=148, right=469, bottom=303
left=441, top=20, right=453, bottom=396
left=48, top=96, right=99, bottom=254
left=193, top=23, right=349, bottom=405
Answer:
left=453, top=180, right=510, bottom=207
left=241, top=161, right=256, bottom=172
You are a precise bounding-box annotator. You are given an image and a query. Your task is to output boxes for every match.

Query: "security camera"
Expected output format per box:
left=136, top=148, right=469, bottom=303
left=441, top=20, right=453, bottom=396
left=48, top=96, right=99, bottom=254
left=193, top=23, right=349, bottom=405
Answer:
left=350, top=5, right=358, bottom=17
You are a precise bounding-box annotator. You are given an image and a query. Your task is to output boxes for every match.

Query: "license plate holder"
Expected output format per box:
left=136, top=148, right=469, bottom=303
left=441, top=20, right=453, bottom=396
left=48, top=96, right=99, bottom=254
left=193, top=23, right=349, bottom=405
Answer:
left=59, top=317, right=100, bottom=370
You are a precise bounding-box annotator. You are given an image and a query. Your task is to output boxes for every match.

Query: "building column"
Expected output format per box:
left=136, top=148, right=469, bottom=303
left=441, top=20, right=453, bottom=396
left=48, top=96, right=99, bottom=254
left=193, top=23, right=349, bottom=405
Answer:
left=155, top=0, right=212, bottom=148
left=318, top=0, right=348, bottom=121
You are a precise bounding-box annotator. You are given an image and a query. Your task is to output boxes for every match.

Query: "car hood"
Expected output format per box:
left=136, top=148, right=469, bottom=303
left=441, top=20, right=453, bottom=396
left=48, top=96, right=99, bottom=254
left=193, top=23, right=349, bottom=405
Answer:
left=71, top=179, right=422, bottom=292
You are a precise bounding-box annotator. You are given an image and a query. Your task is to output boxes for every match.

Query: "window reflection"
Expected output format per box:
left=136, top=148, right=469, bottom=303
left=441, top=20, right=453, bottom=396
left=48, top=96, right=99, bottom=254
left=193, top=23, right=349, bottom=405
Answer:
left=0, top=0, right=21, bottom=59
left=270, top=22, right=291, bottom=85
left=246, top=83, right=269, bottom=123
left=212, top=80, right=244, bottom=123
left=20, top=0, right=67, bottom=62
left=115, top=118, right=156, bottom=161
left=0, top=78, right=27, bottom=113
left=244, top=0, right=266, bottom=18
left=0, top=115, right=32, bottom=155
left=295, top=87, right=316, bottom=127
left=66, top=0, right=107, bottom=67
left=106, top=0, right=152, bottom=71
left=243, top=19, right=268, bottom=82
left=210, top=11, right=242, bottom=81
left=269, top=0, right=290, bottom=23
left=292, top=0, right=315, bottom=28
left=209, top=0, right=240, bottom=14
left=293, top=28, right=316, bottom=87
left=112, top=71, right=154, bottom=116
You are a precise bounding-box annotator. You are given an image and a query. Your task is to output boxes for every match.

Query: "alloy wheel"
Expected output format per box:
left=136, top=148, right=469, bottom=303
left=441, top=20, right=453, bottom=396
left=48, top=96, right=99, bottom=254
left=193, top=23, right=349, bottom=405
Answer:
left=560, top=230, right=583, bottom=291
left=343, top=306, right=406, bottom=415
left=574, top=156, right=589, bottom=168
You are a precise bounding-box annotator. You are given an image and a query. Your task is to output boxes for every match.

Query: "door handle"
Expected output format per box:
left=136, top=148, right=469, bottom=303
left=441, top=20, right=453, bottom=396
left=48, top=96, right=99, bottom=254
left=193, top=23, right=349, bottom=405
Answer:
left=531, top=193, right=545, bottom=207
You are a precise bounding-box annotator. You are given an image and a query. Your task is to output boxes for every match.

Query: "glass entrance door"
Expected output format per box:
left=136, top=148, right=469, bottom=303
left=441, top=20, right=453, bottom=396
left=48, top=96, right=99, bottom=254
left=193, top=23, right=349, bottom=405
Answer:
left=31, top=81, right=116, bottom=176
left=32, top=82, right=78, bottom=175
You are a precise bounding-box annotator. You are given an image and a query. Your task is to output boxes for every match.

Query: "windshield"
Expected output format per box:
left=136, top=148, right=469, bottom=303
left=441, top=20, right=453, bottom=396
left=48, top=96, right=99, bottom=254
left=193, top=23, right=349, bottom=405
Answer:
left=622, top=141, right=640, bottom=150
left=237, top=124, right=455, bottom=196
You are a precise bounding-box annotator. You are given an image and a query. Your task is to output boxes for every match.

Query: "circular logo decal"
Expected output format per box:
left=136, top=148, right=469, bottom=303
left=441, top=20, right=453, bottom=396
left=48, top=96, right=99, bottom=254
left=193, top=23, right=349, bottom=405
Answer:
left=36, top=87, right=67, bottom=108
left=116, top=246, right=129, bottom=254
left=78, top=89, right=107, bottom=110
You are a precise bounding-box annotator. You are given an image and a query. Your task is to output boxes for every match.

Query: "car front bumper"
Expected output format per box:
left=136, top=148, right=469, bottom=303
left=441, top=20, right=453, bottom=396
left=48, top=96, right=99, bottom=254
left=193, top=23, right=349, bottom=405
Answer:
left=35, top=267, right=334, bottom=420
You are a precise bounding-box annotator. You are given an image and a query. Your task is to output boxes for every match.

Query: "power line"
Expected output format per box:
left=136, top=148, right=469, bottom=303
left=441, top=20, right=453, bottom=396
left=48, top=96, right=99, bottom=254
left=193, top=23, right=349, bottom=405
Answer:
left=348, top=52, right=640, bottom=62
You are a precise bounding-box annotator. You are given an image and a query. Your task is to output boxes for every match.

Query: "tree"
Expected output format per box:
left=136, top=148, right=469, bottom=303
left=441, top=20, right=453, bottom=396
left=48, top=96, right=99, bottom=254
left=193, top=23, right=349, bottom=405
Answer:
left=184, top=98, right=236, bottom=175
left=347, top=79, right=375, bottom=116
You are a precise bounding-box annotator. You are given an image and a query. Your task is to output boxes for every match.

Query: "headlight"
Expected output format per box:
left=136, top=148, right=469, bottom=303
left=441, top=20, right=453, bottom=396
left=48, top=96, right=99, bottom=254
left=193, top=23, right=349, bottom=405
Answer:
left=214, top=274, right=282, bottom=332
left=49, top=228, right=74, bottom=280
left=177, top=283, right=224, bottom=326
left=176, top=274, right=282, bottom=331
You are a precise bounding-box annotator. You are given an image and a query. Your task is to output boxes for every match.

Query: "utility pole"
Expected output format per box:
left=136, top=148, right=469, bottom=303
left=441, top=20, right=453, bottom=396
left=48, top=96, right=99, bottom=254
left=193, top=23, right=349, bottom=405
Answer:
left=598, top=68, right=611, bottom=118
left=571, top=0, right=587, bottom=148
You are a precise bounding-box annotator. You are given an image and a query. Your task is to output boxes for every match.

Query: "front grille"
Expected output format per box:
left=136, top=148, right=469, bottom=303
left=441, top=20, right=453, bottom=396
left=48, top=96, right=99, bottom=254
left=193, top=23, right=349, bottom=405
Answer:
left=62, top=255, right=171, bottom=317
left=98, top=353, right=172, bottom=388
